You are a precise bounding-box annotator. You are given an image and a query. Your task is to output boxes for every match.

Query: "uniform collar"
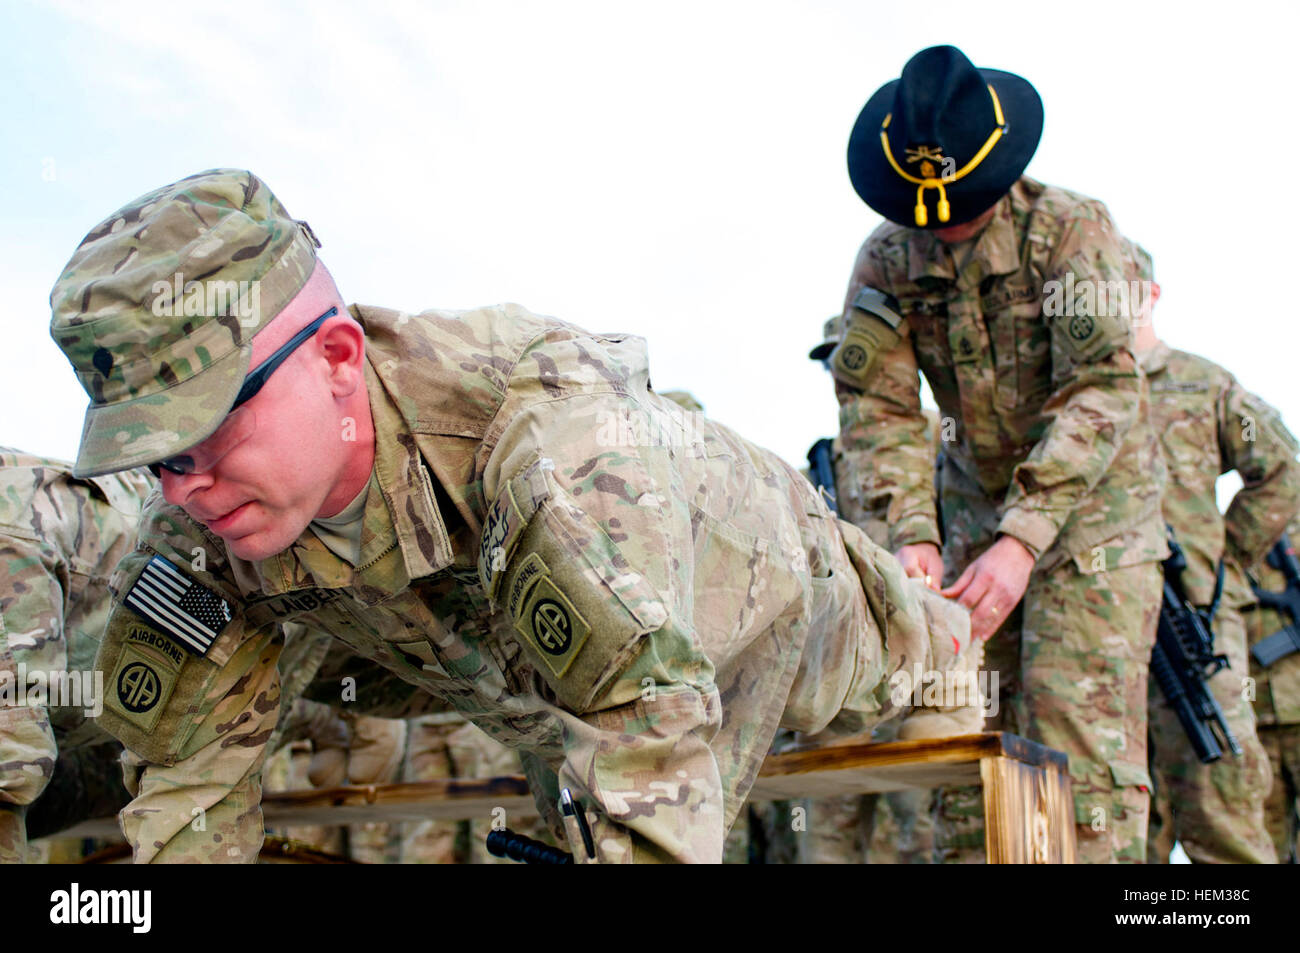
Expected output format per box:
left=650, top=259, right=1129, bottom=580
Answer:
left=907, top=187, right=1021, bottom=283
left=246, top=358, right=455, bottom=597
left=1139, top=339, right=1173, bottom=377
left=364, top=358, right=455, bottom=583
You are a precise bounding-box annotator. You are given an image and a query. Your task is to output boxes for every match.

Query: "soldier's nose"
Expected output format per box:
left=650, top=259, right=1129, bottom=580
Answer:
left=160, top=468, right=217, bottom=508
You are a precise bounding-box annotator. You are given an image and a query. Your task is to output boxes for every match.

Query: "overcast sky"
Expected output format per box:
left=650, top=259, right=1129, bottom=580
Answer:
left=2, top=0, right=1295, bottom=507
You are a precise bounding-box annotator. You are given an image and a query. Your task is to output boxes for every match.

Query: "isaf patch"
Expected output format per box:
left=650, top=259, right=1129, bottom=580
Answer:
left=479, top=479, right=529, bottom=598
left=510, top=554, right=592, bottom=678
left=124, top=555, right=231, bottom=657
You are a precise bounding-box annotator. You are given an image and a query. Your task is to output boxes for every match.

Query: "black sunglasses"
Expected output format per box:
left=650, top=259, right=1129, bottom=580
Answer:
left=148, top=306, right=339, bottom=478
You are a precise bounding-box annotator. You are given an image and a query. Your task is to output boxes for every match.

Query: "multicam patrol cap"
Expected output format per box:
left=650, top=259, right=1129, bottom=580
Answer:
left=49, top=169, right=320, bottom=478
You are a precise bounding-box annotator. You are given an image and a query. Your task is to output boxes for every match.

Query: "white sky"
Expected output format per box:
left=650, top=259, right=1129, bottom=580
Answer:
left=2, top=0, right=1295, bottom=509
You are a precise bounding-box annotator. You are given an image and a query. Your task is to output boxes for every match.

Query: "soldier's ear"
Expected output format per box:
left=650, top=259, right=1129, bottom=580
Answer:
left=318, top=317, right=366, bottom=396
left=1150, top=282, right=1161, bottom=305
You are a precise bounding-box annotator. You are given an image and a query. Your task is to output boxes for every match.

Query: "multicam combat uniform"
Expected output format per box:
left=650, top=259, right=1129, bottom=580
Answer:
left=1140, top=342, right=1295, bottom=864
left=1243, top=518, right=1300, bottom=862
left=831, top=176, right=1167, bottom=863
left=0, top=450, right=153, bottom=862
left=85, top=305, right=973, bottom=864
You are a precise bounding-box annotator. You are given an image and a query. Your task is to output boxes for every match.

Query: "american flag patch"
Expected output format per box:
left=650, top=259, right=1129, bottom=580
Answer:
left=124, top=556, right=232, bottom=656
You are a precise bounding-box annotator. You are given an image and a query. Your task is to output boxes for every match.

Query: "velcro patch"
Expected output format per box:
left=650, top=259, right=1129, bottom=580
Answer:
left=851, top=287, right=903, bottom=329
left=1054, top=307, right=1126, bottom=361
left=512, top=559, right=592, bottom=679
left=831, top=319, right=899, bottom=388
left=950, top=330, right=981, bottom=364
left=124, top=555, right=231, bottom=657
left=122, top=623, right=188, bottom=667
left=106, top=634, right=183, bottom=732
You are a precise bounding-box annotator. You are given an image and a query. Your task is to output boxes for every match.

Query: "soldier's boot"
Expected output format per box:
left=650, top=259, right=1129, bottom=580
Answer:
left=896, top=636, right=987, bottom=741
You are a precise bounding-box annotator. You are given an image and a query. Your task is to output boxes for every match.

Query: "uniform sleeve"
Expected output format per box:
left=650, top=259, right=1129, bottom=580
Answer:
left=996, top=209, right=1146, bottom=558
left=1219, top=379, right=1300, bottom=569
left=482, top=381, right=725, bottom=863
left=838, top=239, right=941, bottom=551
left=0, top=531, right=62, bottom=863
left=93, top=503, right=282, bottom=864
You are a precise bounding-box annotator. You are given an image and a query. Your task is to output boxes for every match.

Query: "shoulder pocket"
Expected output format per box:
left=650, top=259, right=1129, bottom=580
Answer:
left=97, top=549, right=264, bottom=765
left=483, top=464, right=668, bottom=713
left=830, top=288, right=904, bottom=388
left=1050, top=297, right=1129, bottom=364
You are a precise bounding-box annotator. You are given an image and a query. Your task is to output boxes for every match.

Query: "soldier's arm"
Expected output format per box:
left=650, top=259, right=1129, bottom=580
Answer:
left=0, top=531, right=62, bottom=863
left=997, top=209, right=1144, bottom=558
left=483, top=371, right=726, bottom=863
left=837, top=239, right=939, bottom=551
left=1219, top=378, right=1300, bottom=569
left=93, top=505, right=282, bottom=863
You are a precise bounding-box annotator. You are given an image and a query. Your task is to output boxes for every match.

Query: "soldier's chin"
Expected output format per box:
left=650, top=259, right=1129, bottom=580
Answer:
left=222, top=520, right=304, bottom=563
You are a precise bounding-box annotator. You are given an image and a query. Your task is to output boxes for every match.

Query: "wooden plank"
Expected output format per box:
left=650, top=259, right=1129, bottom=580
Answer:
left=262, top=776, right=538, bottom=826
left=751, top=731, right=1064, bottom=800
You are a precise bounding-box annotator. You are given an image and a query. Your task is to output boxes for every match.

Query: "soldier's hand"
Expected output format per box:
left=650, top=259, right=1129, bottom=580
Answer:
left=896, top=543, right=943, bottom=591
left=941, top=535, right=1035, bottom=641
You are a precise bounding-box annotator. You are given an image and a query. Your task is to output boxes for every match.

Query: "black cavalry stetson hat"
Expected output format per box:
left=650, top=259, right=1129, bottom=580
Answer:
left=847, top=45, right=1043, bottom=229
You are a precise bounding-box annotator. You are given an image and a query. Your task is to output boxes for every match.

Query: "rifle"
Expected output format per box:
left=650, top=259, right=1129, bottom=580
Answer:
left=807, top=438, right=839, bottom=516
left=1249, top=533, right=1300, bottom=667
left=1150, top=529, right=1241, bottom=764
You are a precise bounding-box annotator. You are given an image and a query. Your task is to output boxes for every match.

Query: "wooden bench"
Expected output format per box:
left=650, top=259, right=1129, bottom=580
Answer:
left=60, top=731, right=1076, bottom=862
left=255, top=730, right=1074, bottom=863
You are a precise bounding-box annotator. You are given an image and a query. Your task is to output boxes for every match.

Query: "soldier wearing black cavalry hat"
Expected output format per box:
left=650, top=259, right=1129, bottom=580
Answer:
left=827, top=45, right=1167, bottom=863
